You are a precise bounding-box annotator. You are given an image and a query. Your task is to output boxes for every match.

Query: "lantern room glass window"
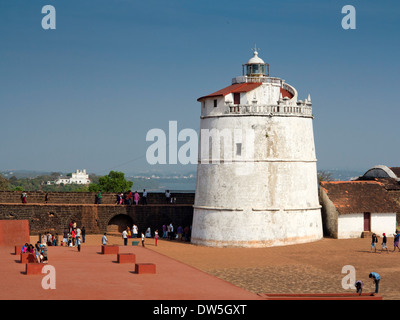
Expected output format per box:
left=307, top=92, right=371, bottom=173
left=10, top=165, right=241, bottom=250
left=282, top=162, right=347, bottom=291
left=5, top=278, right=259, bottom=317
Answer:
left=246, top=64, right=265, bottom=76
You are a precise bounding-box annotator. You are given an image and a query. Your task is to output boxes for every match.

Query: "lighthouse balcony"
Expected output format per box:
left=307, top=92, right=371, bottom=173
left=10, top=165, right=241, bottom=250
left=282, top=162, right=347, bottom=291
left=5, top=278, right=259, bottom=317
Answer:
left=227, top=104, right=313, bottom=117
left=232, top=75, right=282, bottom=85
left=232, top=76, right=297, bottom=98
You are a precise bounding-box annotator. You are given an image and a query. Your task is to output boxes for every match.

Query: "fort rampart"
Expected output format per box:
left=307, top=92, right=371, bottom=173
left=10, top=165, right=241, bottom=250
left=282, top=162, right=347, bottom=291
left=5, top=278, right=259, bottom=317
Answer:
left=0, top=191, right=194, bottom=236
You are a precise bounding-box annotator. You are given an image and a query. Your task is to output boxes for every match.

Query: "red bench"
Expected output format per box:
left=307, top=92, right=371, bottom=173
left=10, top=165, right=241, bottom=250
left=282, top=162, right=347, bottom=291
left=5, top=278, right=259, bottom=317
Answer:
left=15, top=246, right=23, bottom=255
left=117, top=253, right=136, bottom=264
left=25, top=263, right=43, bottom=275
left=20, top=253, right=36, bottom=263
left=101, top=245, right=119, bottom=254
left=135, top=263, right=156, bottom=274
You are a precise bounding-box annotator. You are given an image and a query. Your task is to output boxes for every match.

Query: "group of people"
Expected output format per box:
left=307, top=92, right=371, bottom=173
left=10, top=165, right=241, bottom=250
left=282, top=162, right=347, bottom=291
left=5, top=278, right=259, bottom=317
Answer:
left=355, top=272, right=381, bottom=295
left=62, top=220, right=85, bottom=252
left=120, top=224, right=148, bottom=247
left=41, top=231, right=59, bottom=247
left=162, top=223, right=191, bottom=242
left=21, top=189, right=182, bottom=205
left=370, top=230, right=400, bottom=253
left=117, top=222, right=191, bottom=247
left=116, top=190, right=147, bottom=205
left=22, top=241, right=48, bottom=264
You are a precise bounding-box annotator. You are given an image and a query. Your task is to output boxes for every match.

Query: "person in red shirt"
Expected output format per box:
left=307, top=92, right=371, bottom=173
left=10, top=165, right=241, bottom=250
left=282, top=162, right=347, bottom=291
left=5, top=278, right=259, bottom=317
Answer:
left=71, top=229, right=76, bottom=247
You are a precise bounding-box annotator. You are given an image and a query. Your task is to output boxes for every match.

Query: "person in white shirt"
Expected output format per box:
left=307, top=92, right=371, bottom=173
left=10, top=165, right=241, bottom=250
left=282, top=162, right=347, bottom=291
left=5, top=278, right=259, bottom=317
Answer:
left=142, top=189, right=148, bottom=205
left=132, top=224, right=138, bottom=238
left=122, top=229, right=128, bottom=246
left=102, top=233, right=108, bottom=245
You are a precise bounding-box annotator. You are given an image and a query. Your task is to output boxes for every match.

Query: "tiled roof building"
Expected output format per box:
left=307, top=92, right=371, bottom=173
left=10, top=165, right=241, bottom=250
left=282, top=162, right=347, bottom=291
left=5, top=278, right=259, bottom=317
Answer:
left=319, top=180, right=398, bottom=239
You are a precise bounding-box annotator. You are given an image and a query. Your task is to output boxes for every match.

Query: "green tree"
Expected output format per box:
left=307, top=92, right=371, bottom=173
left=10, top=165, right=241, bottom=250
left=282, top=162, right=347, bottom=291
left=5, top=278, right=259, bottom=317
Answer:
left=0, top=174, right=10, bottom=190
left=89, top=171, right=133, bottom=193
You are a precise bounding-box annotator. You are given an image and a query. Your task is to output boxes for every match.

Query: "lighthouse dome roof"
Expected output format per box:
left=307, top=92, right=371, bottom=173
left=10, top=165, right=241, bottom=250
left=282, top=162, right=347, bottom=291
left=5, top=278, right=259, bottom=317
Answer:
left=247, top=50, right=265, bottom=64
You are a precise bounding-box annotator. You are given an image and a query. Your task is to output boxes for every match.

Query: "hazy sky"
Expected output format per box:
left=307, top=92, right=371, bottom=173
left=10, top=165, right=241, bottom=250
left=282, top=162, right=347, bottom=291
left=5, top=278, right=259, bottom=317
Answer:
left=0, top=0, right=399, bottom=175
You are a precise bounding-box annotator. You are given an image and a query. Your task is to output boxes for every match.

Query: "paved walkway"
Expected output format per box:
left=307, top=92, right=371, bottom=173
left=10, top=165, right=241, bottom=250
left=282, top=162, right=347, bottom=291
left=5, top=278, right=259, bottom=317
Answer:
left=0, top=243, right=261, bottom=300
left=2, top=235, right=400, bottom=300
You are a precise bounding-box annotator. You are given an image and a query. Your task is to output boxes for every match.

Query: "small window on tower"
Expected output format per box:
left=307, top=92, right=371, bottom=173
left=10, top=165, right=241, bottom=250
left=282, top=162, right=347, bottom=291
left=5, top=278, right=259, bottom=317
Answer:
left=213, top=99, right=217, bottom=108
left=236, top=143, right=242, bottom=156
left=234, top=93, right=240, bottom=105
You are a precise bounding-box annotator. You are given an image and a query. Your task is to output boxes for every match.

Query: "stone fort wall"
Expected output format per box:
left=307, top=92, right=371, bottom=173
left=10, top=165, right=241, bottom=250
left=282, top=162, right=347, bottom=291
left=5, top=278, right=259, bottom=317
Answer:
left=0, top=191, right=194, bottom=236
left=0, top=191, right=194, bottom=205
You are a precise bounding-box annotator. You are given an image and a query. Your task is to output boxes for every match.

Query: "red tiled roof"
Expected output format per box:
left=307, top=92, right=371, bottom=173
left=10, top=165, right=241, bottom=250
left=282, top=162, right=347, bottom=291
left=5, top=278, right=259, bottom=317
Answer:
left=389, top=167, right=400, bottom=178
left=197, top=83, right=262, bottom=101
left=280, top=87, right=293, bottom=99
left=320, top=181, right=399, bottom=214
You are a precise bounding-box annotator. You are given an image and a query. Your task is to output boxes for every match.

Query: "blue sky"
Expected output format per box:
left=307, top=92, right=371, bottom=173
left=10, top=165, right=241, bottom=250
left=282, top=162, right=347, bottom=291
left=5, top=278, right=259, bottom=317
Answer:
left=0, top=0, right=399, bottom=175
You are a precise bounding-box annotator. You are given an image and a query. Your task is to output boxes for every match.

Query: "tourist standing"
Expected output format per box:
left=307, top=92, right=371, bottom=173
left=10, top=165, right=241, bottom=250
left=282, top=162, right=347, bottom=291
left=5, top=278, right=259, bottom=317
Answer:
left=76, top=227, right=81, bottom=245
left=162, top=224, right=167, bottom=238
left=63, top=229, right=68, bottom=246
left=81, top=226, right=86, bottom=243
left=122, top=228, right=128, bottom=246
left=145, top=227, right=151, bottom=238
left=71, top=229, right=76, bottom=247
left=53, top=233, right=58, bottom=246
left=165, top=190, right=171, bottom=203
left=134, top=191, right=140, bottom=205
left=127, top=191, right=133, bottom=205
left=21, top=192, right=27, bottom=204
left=97, top=191, right=102, bottom=204
left=184, top=226, right=190, bottom=242
left=141, top=233, right=145, bottom=247
left=168, top=223, right=174, bottom=240
left=132, top=224, right=138, bottom=238
left=76, top=236, right=81, bottom=252
left=154, top=230, right=159, bottom=246
left=45, top=193, right=49, bottom=203
left=177, top=225, right=183, bottom=241
left=116, top=193, right=120, bottom=204
left=142, top=189, right=148, bottom=205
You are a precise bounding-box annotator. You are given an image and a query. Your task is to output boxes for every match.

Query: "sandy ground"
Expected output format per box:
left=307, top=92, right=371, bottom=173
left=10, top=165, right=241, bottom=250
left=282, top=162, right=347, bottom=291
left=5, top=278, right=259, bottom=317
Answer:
left=39, top=234, right=400, bottom=300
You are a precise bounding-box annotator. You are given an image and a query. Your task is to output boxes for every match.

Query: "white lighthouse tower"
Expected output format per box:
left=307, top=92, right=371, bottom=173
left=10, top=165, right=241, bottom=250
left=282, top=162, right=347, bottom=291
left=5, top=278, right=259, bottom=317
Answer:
left=191, top=47, right=323, bottom=247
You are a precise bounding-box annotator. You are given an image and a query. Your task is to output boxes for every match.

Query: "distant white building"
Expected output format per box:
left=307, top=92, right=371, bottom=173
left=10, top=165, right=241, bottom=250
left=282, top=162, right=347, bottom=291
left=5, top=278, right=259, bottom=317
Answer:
left=54, top=169, right=91, bottom=185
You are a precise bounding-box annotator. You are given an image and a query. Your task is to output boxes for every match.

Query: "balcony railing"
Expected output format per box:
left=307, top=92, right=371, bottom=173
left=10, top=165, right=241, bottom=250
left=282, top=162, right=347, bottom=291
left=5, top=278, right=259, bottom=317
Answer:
left=227, top=104, right=313, bottom=117
left=232, top=76, right=282, bottom=85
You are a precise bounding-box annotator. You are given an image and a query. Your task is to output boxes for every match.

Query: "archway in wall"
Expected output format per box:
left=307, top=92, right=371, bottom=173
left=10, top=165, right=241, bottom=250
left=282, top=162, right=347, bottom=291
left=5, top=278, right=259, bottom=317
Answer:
left=107, top=214, right=133, bottom=234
